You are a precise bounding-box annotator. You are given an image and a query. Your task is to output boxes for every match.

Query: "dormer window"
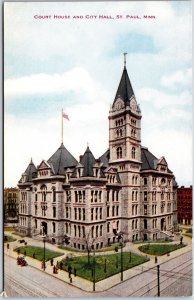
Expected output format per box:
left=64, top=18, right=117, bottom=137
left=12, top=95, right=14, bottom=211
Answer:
left=144, top=178, right=148, bottom=185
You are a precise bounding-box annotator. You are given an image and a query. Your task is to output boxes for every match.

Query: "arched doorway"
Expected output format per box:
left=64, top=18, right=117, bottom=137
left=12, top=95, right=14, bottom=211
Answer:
left=161, top=218, right=166, bottom=231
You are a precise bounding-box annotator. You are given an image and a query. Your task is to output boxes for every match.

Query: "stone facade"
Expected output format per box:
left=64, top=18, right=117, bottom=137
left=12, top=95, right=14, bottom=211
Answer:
left=17, top=64, right=178, bottom=249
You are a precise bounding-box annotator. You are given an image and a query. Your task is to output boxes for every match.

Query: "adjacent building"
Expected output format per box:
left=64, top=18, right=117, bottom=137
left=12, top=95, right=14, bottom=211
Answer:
left=17, top=62, right=178, bottom=249
left=4, top=187, right=19, bottom=223
left=177, top=186, right=192, bottom=225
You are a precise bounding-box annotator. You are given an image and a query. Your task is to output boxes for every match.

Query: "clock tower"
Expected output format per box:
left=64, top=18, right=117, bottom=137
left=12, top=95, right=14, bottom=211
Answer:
left=108, top=55, right=142, bottom=239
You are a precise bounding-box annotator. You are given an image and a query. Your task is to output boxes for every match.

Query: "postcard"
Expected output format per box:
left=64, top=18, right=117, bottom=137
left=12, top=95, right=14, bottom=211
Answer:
left=3, top=1, right=192, bottom=297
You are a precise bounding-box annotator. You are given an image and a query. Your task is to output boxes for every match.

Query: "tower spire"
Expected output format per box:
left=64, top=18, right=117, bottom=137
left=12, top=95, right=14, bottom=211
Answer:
left=123, top=52, right=127, bottom=68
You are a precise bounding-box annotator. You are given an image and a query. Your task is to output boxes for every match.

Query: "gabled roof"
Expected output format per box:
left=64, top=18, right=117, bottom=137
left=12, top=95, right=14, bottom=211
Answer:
left=47, top=143, right=77, bottom=175
left=141, top=147, right=158, bottom=171
left=23, top=159, right=37, bottom=182
left=113, top=67, right=135, bottom=107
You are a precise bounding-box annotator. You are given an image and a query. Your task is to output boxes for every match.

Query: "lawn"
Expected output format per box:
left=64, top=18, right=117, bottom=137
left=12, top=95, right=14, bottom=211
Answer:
left=4, top=235, right=16, bottom=243
left=138, top=243, right=185, bottom=256
left=60, top=252, right=149, bottom=282
left=58, top=243, right=125, bottom=253
left=14, top=246, right=64, bottom=261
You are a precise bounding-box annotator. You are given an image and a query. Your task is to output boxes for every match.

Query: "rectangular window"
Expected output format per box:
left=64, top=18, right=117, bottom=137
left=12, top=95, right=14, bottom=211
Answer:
left=144, top=205, right=147, bottom=215
left=53, top=207, right=56, bottom=218
left=107, top=206, right=110, bottom=217
left=91, top=208, right=94, bottom=221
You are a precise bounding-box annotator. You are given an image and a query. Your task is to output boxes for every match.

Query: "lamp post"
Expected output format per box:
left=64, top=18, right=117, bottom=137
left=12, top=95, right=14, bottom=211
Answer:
left=42, top=234, right=46, bottom=271
left=93, top=252, right=96, bottom=292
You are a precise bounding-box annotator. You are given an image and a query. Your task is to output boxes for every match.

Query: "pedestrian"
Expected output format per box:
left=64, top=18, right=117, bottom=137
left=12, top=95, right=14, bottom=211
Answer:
left=53, top=265, right=56, bottom=274
left=17, top=249, right=20, bottom=255
left=7, top=243, right=9, bottom=250
left=180, top=236, right=183, bottom=245
left=55, top=265, right=58, bottom=274
left=50, top=258, right=53, bottom=266
left=155, top=256, right=158, bottom=264
left=56, top=261, right=59, bottom=269
left=60, top=261, right=63, bottom=270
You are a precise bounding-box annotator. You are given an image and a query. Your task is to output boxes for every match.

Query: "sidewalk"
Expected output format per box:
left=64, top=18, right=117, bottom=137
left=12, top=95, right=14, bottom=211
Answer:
left=4, top=231, right=192, bottom=292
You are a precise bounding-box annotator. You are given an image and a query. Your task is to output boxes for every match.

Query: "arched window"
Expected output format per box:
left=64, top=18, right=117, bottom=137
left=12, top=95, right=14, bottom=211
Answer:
left=132, top=147, right=136, bottom=159
left=117, top=147, right=122, bottom=159
left=40, top=185, right=47, bottom=202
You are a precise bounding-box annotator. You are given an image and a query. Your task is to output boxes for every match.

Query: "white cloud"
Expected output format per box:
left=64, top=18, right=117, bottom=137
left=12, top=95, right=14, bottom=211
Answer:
left=137, top=87, right=192, bottom=109
left=161, top=69, right=192, bottom=89
left=5, top=68, right=99, bottom=97
left=143, top=129, right=192, bottom=187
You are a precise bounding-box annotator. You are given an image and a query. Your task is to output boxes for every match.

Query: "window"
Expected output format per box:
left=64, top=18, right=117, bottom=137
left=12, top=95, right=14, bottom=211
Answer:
left=83, top=208, right=86, bottom=221
left=79, top=208, right=81, bottom=220
left=52, top=222, right=56, bottom=233
left=144, top=178, right=148, bottom=185
left=74, top=208, right=77, bottom=220
left=107, top=206, right=110, bottom=217
left=100, top=225, right=103, bottom=236
left=144, top=219, right=147, bottom=229
left=144, top=191, right=148, bottom=201
left=91, top=208, right=94, bottom=221
left=53, top=207, right=56, bottom=218
left=132, top=147, right=136, bottom=159
left=144, top=205, right=147, bottom=215
left=117, top=147, right=122, bottom=159
left=107, top=222, right=110, bottom=232
left=100, top=208, right=102, bottom=219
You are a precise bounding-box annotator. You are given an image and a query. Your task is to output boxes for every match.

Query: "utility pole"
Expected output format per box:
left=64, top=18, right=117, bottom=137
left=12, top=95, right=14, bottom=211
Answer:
left=157, top=265, right=160, bottom=297
left=121, top=238, right=123, bottom=281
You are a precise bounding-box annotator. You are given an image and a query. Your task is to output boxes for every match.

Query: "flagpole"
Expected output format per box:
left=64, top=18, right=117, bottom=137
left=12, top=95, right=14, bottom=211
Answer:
left=61, top=108, right=63, bottom=144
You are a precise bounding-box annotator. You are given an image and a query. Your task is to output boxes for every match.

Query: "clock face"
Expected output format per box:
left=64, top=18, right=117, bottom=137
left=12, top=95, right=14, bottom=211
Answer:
left=130, top=98, right=137, bottom=111
left=115, top=99, right=124, bottom=111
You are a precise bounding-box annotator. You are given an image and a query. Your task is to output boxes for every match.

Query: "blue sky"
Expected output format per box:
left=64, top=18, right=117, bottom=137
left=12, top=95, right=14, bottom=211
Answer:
left=4, top=1, right=192, bottom=187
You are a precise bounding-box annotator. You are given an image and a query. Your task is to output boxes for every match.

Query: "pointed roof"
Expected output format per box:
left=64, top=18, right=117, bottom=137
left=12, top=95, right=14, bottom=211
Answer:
left=24, top=159, right=37, bottom=181
left=141, top=147, right=158, bottom=170
left=79, top=146, right=96, bottom=177
left=99, top=149, right=110, bottom=168
left=47, top=143, right=77, bottom=175
left=113, top=67, right=135, bottom=106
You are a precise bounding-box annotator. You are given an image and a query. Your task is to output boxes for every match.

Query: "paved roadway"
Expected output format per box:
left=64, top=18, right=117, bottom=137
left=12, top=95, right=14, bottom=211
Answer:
left=4, top=251, right=192, bottom=297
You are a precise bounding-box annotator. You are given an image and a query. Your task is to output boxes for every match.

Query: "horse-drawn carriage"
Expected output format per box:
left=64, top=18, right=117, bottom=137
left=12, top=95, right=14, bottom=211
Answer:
left=17, top=256, right=28, bottom=266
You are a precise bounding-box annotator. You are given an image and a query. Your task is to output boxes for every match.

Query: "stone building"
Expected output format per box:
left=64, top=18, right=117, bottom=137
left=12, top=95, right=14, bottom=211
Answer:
left=17, top=62, right=177, bottom=249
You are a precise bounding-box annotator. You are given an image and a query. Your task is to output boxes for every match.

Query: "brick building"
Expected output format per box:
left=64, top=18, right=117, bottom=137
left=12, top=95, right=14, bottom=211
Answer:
left=4, top=187, right=19, bottom=222
left=17, top=61, right=178, bottom=249
left=177, top=186, right=192, bottom=225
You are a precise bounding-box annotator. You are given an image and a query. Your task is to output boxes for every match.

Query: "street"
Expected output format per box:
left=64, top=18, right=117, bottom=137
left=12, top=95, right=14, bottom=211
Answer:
left=4, top=250, right=192, bottom=297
